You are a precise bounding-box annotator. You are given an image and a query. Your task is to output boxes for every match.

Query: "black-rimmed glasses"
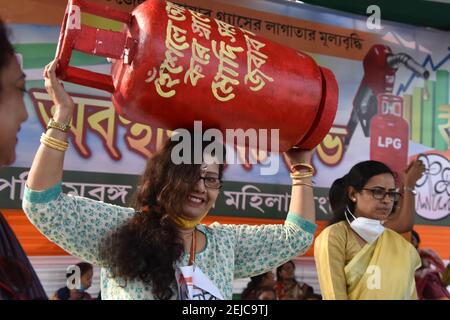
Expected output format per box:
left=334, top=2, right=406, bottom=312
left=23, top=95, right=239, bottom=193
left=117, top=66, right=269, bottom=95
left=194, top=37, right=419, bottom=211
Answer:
left=198, top=176, right=223, bottom=189
left=362, top=188, right=401, bottom=202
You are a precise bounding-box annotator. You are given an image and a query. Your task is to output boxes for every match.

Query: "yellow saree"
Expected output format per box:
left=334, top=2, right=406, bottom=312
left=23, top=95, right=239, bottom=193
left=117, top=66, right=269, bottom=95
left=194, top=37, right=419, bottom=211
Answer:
left=315, top=221, right=421, bottom=300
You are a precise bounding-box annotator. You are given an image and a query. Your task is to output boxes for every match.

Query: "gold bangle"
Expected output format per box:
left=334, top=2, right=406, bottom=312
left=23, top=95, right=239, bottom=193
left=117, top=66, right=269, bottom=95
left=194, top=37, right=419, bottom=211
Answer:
left=40, top=133, right=69, bottom=152
left=41, top=141, right=67, bottom=152
left=47, top=118, right=71, bottom=133
left=292, top=182, right=314, bottom=188
left=43, top=134, right=69, bottom=147
left=290, top=172, right=313, bottom=179
left=290, top=163, right=314, bottom=174
left=40, top=139, right=67, bottom=152
left=40, top=138, right=67, bottom=152
left=41, top=137, right=68, bottom=150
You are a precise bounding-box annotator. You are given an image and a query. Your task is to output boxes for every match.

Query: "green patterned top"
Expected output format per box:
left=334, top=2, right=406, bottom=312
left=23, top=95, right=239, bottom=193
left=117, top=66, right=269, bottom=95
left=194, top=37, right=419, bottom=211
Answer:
left=22, top=182, right=316, bottom=300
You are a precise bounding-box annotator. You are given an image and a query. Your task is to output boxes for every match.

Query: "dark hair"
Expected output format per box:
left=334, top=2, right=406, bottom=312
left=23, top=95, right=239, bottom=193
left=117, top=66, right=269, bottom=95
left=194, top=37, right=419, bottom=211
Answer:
left=66, top=262, right=93, bottom=279
left=0, top=19, right=15, bottom=93
left=0, top=257, right=32, bottom=299
left=328, top=177, right=346, bottom=217
left=255, top=286, right=277, bottom=300
left=276, top=260, right=296, bottom=282
left=328, top=160, right=396, bottom=225
left=99, top=133, right=225, bottom=299
left=241, top=272, right=271, bottom=300
left=411, top=229, right=420, bottom=245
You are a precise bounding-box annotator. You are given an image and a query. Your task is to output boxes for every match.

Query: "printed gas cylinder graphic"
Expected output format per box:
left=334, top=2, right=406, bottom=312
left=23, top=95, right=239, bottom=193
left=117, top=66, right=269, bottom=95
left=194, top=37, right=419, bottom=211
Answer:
left=370, top=94, right=409, bottom=178
left=55, top=0, right=338, bottom=151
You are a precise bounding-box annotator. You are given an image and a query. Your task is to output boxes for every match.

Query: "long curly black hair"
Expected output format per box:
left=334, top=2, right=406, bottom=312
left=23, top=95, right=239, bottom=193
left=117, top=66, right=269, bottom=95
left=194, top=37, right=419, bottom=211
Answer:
left=99, top=133, right=225, bottom=299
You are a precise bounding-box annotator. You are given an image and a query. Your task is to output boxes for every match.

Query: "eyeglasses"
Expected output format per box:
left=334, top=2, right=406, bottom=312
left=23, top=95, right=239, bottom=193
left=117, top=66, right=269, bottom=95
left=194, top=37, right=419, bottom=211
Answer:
left=362, top=188, right=401, bottom=202
left=198, top=176, right=223, bottom=189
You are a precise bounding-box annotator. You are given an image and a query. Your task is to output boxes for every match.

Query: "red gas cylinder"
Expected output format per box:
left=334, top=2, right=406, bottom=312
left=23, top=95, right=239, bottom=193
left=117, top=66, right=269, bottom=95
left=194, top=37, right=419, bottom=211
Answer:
left=370, top=94, right=409, bottom=180
left=55, top=0, right=338, bottom=151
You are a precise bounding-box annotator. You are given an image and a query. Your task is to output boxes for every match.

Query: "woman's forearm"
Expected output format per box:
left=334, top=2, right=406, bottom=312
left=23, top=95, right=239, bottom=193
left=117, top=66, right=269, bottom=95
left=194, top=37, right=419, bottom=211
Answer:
left=26, top=113, right=71, bottom=190
left=27, top=60, right=74, bottom=190
left=385, top=159, right=425, bottom=233
left=385, top=187, right=415, bottom=233
left=288, top=176, right=316, bottom=224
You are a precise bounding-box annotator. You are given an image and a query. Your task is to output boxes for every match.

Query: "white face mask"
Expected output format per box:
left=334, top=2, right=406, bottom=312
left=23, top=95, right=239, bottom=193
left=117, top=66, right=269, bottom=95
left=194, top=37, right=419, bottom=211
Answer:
left=345, top=207, right=385, bottom=244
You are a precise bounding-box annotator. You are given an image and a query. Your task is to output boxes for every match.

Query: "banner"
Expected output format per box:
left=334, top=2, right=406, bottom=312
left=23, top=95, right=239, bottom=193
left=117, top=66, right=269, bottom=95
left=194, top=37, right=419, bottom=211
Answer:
left=2, top=0, right=449, bottom=231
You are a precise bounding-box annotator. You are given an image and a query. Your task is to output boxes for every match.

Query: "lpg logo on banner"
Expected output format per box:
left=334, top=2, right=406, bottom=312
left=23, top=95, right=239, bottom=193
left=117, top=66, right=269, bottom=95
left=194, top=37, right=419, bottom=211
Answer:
left=415, top=154, right=450, bottom=221
left=377, top=136, right=402, bottom=150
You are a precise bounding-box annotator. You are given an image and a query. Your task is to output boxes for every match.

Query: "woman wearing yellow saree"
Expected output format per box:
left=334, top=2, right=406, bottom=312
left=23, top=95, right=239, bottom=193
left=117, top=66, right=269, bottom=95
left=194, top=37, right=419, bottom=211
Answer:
left=314, top=160, right=425, bottom=300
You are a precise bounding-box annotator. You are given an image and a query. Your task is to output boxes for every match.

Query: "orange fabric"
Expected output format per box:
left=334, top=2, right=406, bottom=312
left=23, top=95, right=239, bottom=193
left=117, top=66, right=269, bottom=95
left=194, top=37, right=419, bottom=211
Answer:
left=2, top=209, right=67, bottom=256
left=414, top=225, right=450, bottom=260
left=2, top=209, right=449, bottom=259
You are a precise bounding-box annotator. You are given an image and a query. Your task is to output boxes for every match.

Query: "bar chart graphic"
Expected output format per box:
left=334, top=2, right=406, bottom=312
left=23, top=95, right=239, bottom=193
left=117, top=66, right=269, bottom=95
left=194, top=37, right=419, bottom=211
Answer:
left=402, top=69, right=450, bottom=151
left=397, top=49, right=450, bottom=151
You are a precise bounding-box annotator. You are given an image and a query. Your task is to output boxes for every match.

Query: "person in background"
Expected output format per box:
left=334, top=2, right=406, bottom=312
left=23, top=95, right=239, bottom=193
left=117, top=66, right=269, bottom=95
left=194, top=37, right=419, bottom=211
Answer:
left=0, top=257, right=32, bottom=300
left=315, top=159, right=425, bottom=299
left=411, top=230, right=450, bottom=300
left=275, top=260, right=314, bottom=300
left=0, top=18, right=28, bottom=167
left=52, top=262, right=93, bottom=300
left=255, top=286, right=277, bottom=300
left=241, top=271, right=276, bottom=300
left=0, top=18, right=48, bottom=301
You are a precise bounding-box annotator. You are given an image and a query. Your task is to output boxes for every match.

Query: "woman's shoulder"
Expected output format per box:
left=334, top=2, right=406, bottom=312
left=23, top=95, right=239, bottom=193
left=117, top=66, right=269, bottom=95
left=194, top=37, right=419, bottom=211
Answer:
left=198, top=222, right=235, bottom=236
left=382, top=227, right=416, bottom=246
left=198, top=222, right=250, bottom=242
left=316, top=221, right=349, bottom=243
left=322, top=221, right=349, bottom=235
left=382, top=227, right=410, bottom=241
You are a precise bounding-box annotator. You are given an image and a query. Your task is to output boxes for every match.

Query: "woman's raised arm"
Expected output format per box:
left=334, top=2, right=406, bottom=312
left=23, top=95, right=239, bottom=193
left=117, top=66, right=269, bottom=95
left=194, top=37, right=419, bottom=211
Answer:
left=26, top=60, right=74, bottom=190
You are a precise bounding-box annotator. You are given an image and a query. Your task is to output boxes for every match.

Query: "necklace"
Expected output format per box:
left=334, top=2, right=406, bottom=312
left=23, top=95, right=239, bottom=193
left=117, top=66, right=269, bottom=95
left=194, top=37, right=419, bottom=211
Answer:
left=188, top=229, right=196, bottom=266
